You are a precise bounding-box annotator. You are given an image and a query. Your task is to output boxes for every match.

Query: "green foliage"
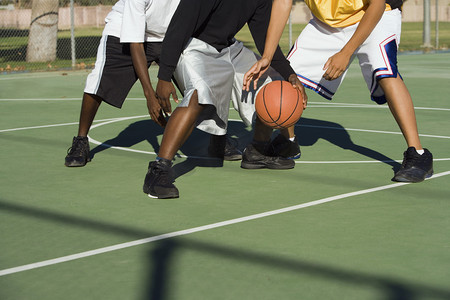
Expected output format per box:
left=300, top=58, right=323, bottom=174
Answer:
left=1, top=22, right=449, bottom=72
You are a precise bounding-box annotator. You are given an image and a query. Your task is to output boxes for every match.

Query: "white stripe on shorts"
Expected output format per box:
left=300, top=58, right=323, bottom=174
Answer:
left=84, top=34, right=108, bottom=94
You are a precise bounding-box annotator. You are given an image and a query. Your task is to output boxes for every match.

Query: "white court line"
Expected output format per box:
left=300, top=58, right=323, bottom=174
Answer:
left=86, top=116, right=450, bottom=162
left=86, top=134, right=450, bottom=163
left=299, top=124, right=450, bottom=140
left=0, top=116, right=147, bottom=133
left=3, top=115, right=448, bottom=140
left=1, top=98, right=449, bottom=112
left=311, top=102, right=450, bottom=112
left=1, top=170, right=449, bottom=277
left=3, top=115, right=447, bottom=163
left=0, top=72, right=87, bottom=81
left=0, top=98, right=80, bottom=101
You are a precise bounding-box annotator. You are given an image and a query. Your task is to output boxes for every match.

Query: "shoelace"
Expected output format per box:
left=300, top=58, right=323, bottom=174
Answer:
left=152, top=164, right=174, bottom=185
left=67, top=138, right=87, bottom=156
left=402, top=150, right=420, bottom=168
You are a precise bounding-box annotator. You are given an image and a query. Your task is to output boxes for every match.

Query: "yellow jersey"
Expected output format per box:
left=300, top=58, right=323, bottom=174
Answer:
left=304, top=0, right=391, bottom=28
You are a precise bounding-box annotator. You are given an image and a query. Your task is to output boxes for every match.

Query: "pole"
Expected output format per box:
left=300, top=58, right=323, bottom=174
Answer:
left=70, top=0, right=76, bottom=68
left=435, top=0, right=439, bottom=49
left=423, top=0, right=431, bottom=48
left=289, top=13, right=292, bottom=48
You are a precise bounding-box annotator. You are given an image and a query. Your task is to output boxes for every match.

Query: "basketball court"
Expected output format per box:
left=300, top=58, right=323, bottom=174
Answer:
left=0, top=53, right=449, bottom=299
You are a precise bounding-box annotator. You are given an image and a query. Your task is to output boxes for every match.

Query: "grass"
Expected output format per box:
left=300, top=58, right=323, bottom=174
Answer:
left=0, top=22, right=449, bottom=72
left=398, top=21, right=450, bottom=51
left=0, top=27, right=103, bottom=71
left=236, top=22, right=450, bottom=54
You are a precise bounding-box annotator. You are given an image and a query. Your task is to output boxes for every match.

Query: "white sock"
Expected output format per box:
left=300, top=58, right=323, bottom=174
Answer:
left=289, top=136, right=295, bottom=142
left=416, top=149, right=424, bottom=155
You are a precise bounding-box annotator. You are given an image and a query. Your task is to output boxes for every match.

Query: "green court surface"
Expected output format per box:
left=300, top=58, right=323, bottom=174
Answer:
left=0, top=53, right=449, bottom=300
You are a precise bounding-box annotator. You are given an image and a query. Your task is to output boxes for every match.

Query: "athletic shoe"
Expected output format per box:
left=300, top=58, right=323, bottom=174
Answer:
left=208, top=135, right=242, bottom=161
left=241, top=143, right=295, bottom=169
left=143, top=160, right=179, bottom=199
left=392, top=147, right=433, bottom=183
left=65, top=136, right=90, bottom=167
left=266, top=134, right=301, bottom=159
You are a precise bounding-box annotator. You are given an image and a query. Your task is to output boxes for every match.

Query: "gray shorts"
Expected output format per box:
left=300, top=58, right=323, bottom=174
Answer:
left=174, top=38, right=283, bottom=135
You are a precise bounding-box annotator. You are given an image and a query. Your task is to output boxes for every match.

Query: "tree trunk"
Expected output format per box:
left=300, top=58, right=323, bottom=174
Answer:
left=26, top=0, right=59, bottom=62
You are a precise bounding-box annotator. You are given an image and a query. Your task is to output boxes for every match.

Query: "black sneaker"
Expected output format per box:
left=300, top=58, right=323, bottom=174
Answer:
left=266, top=134, right=301, bottom=159
left=143, top=160, right=179, bottom=199
left=208, top=135, right=242, bottom=161
left=65, top=136, right=91, bottom=167
left=392, top=147, right=433, bottom=183
left=241, top=143, right=295, bottom=169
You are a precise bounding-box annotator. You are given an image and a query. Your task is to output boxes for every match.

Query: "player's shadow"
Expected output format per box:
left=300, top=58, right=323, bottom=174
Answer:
left=294, top=117, right=401, bottom=171
left=89, top=119, right=164, bottom=160
left=88, top=119, right=251, bottom=178
left=88, top=116, right=399, bottom=177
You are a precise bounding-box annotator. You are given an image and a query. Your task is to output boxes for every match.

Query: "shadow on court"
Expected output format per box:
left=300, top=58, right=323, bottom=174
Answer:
left=88, top=116, right=400, bottom=178
left=88, top=119, right=252, bottom=178
left=295, top=117, right=401, bottom=171
left=1, top=199, right=449, bottom=300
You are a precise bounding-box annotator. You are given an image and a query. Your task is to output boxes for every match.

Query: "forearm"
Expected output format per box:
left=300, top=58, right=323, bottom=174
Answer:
left=248, top=0, right=294, bottom=80
left=262, top=0, right=292, bottom=61
left=341, top=0, right=386, bottom=56
left=271, top=47, right=296, bottom=80
left=130, top=43, right=154, bottom=96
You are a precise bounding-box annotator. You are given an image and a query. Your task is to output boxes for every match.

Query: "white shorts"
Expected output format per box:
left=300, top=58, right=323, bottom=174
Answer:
left=174, top=38, right=283, bottom=135
left=287, top=9, right=402, bottom=104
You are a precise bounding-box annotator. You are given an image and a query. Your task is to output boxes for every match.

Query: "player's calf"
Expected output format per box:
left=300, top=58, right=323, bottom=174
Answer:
left=208, top=134, right=242, bottom=161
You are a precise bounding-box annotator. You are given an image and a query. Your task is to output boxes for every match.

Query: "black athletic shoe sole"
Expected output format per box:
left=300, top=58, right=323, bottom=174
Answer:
left=241, top=160, right=295, bottom=170
left=392, top=168, right=434, bottom=183
left=147, top=192, right=179, bottom=199
left=64, top=157, right=91, bottom=167
left=224, top=153, right=243, bottom=161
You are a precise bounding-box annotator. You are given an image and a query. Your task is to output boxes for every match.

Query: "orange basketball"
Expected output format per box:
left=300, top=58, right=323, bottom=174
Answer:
left=255, top=80, right=303, bottom=129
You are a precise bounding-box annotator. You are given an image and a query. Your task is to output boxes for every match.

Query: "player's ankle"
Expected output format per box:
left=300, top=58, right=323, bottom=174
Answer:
left=251, top=140, right=268, bottom=154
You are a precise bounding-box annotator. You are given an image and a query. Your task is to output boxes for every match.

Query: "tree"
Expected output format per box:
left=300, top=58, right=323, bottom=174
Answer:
left=26, top=0, right=59, bottom=62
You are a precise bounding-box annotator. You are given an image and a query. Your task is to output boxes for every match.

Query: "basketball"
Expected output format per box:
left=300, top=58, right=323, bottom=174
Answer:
left=255, top=80, right=303, bottom=129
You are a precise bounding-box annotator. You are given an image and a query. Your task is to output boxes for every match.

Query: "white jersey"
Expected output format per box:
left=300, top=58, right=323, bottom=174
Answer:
left=102, top=0, right=180, bottom=43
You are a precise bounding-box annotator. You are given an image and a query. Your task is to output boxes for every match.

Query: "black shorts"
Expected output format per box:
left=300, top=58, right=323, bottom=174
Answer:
left=84, top=35, right=162, bottom=108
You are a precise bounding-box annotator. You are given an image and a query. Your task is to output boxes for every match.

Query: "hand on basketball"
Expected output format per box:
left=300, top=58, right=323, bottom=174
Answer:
left=155, top=79, right=179, bottom=117
left=243, top=57, right=271, bottom=91
left=288, top=74, right=308, bottom=110
left=255, top=80, right=304, bottom=129
left=322, top=51, right=352, bottom=81
left=145, top=89, right=167, bottom=127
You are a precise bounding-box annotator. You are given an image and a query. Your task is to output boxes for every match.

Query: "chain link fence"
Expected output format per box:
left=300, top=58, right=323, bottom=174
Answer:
left=0, top=0, right=114, bottom=72
left=0, top=0, right=448, bottom=73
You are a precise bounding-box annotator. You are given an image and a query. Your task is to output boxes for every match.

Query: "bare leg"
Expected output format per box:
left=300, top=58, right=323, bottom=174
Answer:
left=158, top=91, right=204, bottom=160
left=252, top=118, right=273, bottom=143
left=77, top=93, right=102, bottom=137
left=280, top=125, right=295, bottom=139
left=378, top=75, right=422, bottom=150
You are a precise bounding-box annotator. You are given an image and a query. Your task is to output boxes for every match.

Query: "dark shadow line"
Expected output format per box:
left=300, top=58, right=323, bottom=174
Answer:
left=146, top=240, right=177, bottom=300
left=1, top=198, right=449, bottom=300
